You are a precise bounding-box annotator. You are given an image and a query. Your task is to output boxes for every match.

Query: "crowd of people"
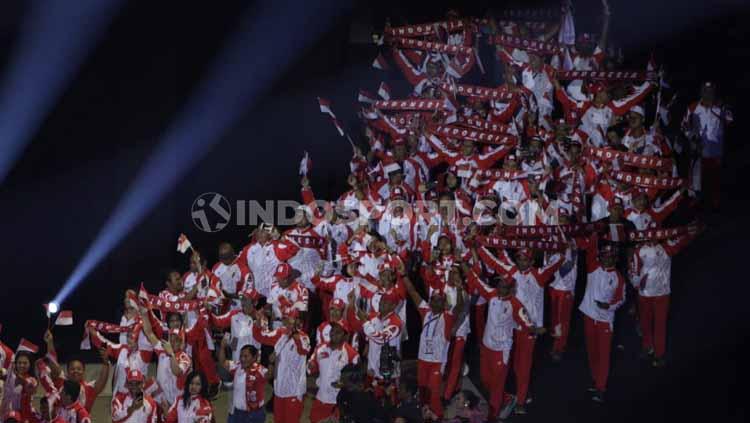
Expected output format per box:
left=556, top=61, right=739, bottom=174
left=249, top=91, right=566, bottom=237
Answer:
left=0, top=1, right=733, bottom=422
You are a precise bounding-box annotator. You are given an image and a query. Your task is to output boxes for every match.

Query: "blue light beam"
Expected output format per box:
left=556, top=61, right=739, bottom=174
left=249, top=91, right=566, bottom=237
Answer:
left=55, top=0, right=348, bottom=304
left=0, top=0, right=124, bottom=183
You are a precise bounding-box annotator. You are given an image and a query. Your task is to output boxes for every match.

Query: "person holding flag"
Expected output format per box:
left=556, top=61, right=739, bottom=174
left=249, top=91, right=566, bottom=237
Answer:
left=0, top=339, right=39, bottom=421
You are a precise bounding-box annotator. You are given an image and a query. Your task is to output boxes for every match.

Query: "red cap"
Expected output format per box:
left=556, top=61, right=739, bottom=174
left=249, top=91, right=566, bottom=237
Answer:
left=240, top=288, right=259, bottom=301
left=390, top=186, right=406, bottom=200
left=392, top=137, right=406, bottom=146
left=126, top=369, right=145, bottom=383
left=600, top=244, right=617, bottom=257
left=609, top=196, right=624, bottom=208
left=274, top=263, right=292, bottom=280
left=588, top=82, right=608, bottom=95
left=378, top=262, right=395, bottom=273
left=517, top=248, right=533, bottom=258
left=330, top=298, right=346, bottom=310
left=380, top=292, right=400, bottom=304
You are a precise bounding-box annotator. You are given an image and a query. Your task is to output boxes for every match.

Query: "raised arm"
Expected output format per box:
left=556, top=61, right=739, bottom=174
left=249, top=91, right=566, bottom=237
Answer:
left=400, top=276, right=425, bottom=308
left=92, top=347, right=111, bottom=396
left=598, top=0, right=611, bottom=52
left=610, top=82, right=654, bottom=115
left=532, top=252, right=564, bottom=285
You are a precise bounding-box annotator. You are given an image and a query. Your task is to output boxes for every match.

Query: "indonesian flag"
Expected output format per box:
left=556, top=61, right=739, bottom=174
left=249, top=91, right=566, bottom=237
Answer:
left=138, top=282, right=150, bottom=303
left=177, top=233, right=192, bottom=254
left=357, top=89, right=376, bottom=104
left=372, top=52, right=389, bottom=70
left=54, top=311, right=73, bottom=326
left=377, top=82, right=392, bottom=100
left=299, top=151, right=312, bottom=176
left=558, top=0, right=575, bottom=46
left=17, top=338, right=39, bottom=354
left=317, top=97, right=335, bottom=117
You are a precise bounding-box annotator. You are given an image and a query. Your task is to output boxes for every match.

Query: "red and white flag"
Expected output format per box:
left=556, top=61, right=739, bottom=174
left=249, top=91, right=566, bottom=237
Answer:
left=317, top=97, right=335, bottom=117
left=54, top=311, right=73, bottom=326
left=177, top=233, right=192, bottom=254
left=372, top=52, right=389, bottom=70
left=17, top=338, right=39, bottom=354
left=138, top=282, right=150, bottom=303
left=357, top=89, right=376, bottom=104
left=299, top=151, right=312, bottom=176
left=377, top=82, right=392, bottom=100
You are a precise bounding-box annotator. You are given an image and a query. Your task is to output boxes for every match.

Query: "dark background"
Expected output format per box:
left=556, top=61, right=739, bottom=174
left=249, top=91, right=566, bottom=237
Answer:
left=0, top=0, right=748, bottom=421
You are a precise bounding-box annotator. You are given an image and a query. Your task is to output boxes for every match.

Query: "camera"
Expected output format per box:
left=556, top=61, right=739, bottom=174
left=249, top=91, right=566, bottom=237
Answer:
left=379, top=343, right=401, bottom=381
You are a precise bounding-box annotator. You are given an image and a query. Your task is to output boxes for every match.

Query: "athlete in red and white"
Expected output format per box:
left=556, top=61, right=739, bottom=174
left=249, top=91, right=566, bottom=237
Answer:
left=88, top=326, right=149, bottom=394
left=111, top=370, right=158, bottom=423
left=625, top=188, right=683, bottom=230
left=266, top=262, right=309, bottom=328
left=238, top=223, right=299, bottom=298
left=476, top=246, right=562, bottom=413
left=468, top=271, right=539, bottom=421
left=629, top=227, right=698, bottom=366
left=139, top=307, right=192, bottom=414
left=209, top=288, right=261, bottom=362
left=163, top=372, right=214, bottom=423
left=579, top=235, right=626, bottom=402
left=252, top=311, right=310, bottom=423
left=402, top=275, right=463, bottom=419
left=212, top=242, right=252, bottom=311
left=307, top=323, right=359, bottom=423
left=53, top=381, right=92, bottom=423
left=217, top=341, right=269, bottom=423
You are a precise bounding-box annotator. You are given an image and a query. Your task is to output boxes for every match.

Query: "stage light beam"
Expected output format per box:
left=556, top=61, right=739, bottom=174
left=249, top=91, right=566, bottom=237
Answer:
left=0, top=0, right=124, bottom=183
left=54, top=0, right=349, bottom=304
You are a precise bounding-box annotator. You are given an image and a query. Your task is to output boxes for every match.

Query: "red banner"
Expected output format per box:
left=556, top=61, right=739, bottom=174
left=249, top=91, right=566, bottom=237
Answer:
left=480, top=236, right=564, bottom=251
left=385, top=21, right=468, bottom=38
left=627, top=223, right=701, bottom=242
left=556, top=70, right=658, bottom=81
left=374, top=99, right=447, bottom=111
left=456, top=116, right=515, bottom=134
left=489, top=35, right=561, bottom=54
left=389, top=37, right=474, bottom=55
left=439, top=83, right=516, bottom=101
left=611, top=171, right=686, bottom=189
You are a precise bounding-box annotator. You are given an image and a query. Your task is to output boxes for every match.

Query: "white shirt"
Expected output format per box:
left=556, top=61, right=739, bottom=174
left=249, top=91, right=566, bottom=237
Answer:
left=416, top=301, right=453, bottom=365
left=308, top=343, right=359, bottom=404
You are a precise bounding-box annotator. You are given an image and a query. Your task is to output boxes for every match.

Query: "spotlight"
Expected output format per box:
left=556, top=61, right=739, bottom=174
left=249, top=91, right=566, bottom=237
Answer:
left=47, top=302, right=59, bottom=314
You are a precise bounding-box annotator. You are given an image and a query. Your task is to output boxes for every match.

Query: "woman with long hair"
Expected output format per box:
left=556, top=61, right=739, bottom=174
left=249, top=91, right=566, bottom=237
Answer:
left=164, top=371, right=214, bottom=423
left=0, top=351, right=38, bottom=421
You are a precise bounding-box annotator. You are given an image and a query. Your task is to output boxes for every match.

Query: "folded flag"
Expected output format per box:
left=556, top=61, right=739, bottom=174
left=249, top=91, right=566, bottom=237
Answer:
left=177, top=233, right=192, bottom=254
left=299, top=151, right=312, bottom=176
left=55, top=310, right=73, bottom=326
left=17, top=338, right=39, bottom=354
left=377, top=82, right=392, bottom=100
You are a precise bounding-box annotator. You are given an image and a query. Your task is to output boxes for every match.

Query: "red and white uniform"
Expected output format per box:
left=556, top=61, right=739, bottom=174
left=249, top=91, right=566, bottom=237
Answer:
left=625, top=191, right=682, bottom=230
left=226, top=362, right=268, bottom=415
left=267, top=280, right=309, bottom=325
left=361, top=312, right=403, bottom=379
left=308, top=342, right=359, bottom=405
left=252, top=326, right=310, bottom=423
left=153, top=342, right=191, bottom=406
left=377, top=208, right=418, bottom=255
left=469, top=273, right=532, bottom=419
left=547, top=239, right=585, bottom=354
left=89, top=331, right=149, bottom=394
left=212, top=259, right=251, bottom=310
left=118, top=315, right=153, bottom=360
left=164, top=395, right=213, bottom=423
left=0, top=370, right=37, bottom=421
left=426, top=135, right=515, bottom=190
left=239, top=239, right=299, bottom=297
left=111, top=392, right=158, bottom=423
left=210, top=310, right=261, bottom=362
left=415, top=301, right=455, bottom=418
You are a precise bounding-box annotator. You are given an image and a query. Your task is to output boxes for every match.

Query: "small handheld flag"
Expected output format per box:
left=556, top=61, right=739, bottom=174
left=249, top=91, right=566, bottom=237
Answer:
left=177, top=233, right=192, bottom=254
left=17, top=338, right=39, bottom=354
left=299, top=151, right=312, bottom=176
left=54, top=310, right=73, bottom=326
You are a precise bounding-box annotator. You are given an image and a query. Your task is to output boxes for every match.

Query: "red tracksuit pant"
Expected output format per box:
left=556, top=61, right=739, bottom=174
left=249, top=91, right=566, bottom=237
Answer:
left=549, top=288, right=574, bottom=354
left=192, top=337, right=219, bottom=385
left=417, top=360, right=444, bottom=418
left=274, top=396, right=303, bottom=423
left=480, top=345, right=510, bottom=419
left=310, top=398, right=337, bottom=423
left=583, top=315, right=613, bottom=391
left=443, top=336, right=466, bottom=400
left=638, top=294, right=670, bottom=358
left=512, top=330, right=536, bottom=405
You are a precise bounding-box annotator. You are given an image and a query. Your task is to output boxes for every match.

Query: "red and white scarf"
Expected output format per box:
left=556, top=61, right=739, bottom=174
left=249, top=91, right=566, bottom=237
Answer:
left=385, top=21, right=468, bottom=38
left=480, top=236, right=563, bottom=251
left=489, top=34, right=561, bottom=54
left=611, top=171, right=685, bottom=189
left=373, top=99, right=447, bottom=111
left=455, top=116, right=515, bottom=134
left=388, top=37, right=474, bottom=55
left=431, top=124, right=517, bottom=145
left=439, top=82, right=516, bottom=101
left=501, top=223, right=603, bottom=238
left=556, top=70, right=657, bottom=81
left=628, top=223, right=701, bottom=242
left=473, top=169, right=526, bottom=181
left=584, top=146, right=673, bottom=170
left=286, top=234, right=326, bottom=249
